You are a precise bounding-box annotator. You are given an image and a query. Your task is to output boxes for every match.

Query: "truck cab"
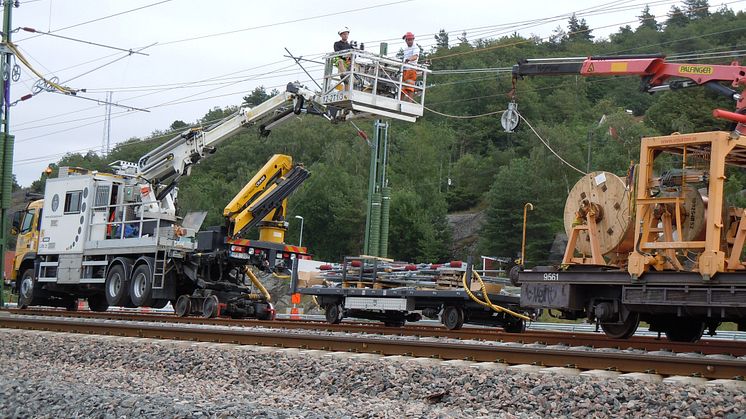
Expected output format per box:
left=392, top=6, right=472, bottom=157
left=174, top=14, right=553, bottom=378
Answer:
left=11, top=199, right=43, bottom=283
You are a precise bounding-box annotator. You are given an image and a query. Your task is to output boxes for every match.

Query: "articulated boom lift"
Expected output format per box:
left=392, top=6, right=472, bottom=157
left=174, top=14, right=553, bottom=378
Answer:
left=13, top=56, right=429, bottom=318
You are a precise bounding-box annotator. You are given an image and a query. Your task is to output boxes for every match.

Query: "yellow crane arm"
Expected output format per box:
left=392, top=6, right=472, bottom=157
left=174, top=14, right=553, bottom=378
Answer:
left=224, top=154, right=310, bottom=239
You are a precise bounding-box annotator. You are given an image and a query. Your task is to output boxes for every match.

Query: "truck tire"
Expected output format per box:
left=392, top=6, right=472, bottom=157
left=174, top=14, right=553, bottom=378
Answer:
left=105, top=264, right=131, bottom=307
left=17, top=269, right=36, bottom=309
left=130, top=264, right=154, bottom=307
left=87, top=294, right=109, bottom=312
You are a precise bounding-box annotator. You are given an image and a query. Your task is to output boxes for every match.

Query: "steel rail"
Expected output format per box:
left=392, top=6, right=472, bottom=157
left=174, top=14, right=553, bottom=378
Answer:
left=3, top=308, right=745, bottom=356
left=0, top=315, right=743, bottom=379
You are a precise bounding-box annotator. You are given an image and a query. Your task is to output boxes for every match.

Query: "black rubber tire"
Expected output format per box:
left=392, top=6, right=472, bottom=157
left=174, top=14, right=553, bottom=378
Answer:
left=600, top=312, right=640, bottom=339
left=442, top=306, right=465, bottom=330
left=87, top=294, right=110, bottom=312
left=325, top=303, right=343, bottom=324
left=129, top=264, right=154, bottom=307
left=105, top=264, right=131, bottom=307
left=665, top=321, right=705, bottom=343
left=17, top=269, right=36, bottom=309
left=175, top=295, right=191, bottom=317
left=202, top=295, right=219, bottom=318
left=383, top=320, right=405, bottom=328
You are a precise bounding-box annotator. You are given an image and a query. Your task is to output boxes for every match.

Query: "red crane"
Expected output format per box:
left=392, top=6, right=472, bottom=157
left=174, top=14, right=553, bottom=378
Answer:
left=512, top=54, right=746, bottom=130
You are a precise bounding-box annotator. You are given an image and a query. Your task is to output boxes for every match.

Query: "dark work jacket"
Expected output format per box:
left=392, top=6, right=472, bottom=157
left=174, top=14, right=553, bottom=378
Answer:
left=334, top=40, right=351, bottom=52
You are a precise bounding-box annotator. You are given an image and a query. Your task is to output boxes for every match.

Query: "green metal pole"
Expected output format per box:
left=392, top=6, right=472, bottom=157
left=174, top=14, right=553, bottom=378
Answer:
left=363, top=120, right=381, bottom=255
left=380, top=186, right=391, bottom=258
left=0, top=0, right=14, bottom=307
left=369, top=192, right=381, bottom=257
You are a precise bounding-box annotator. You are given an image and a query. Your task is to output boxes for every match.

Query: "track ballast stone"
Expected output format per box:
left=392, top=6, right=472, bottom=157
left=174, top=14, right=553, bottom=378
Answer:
left=1, top=329, right=744, bottom=418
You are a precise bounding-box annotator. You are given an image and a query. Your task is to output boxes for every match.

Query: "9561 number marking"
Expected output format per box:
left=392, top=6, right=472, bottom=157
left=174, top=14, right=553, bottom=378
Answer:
left=543, top=273, right=560, bottom=281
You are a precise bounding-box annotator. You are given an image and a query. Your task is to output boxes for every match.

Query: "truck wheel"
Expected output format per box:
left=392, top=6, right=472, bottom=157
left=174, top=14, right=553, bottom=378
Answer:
left=87, top=294, right=109, bottom=312
left=202, top=295, right=219, bottom=318
left=17, top=269, right=36, bottom=309
left=175, top=295, right=191, bottom=317
left=130, top=264, right=154, bottom=307
left=325, top=303, right=343, bottom=324
left=442, top=306, right=464, bottom=330
left=105, top=264, right=131, bottom=307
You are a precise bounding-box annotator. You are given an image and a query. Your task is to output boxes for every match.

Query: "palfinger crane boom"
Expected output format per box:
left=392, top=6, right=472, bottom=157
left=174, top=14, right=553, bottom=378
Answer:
left=512, top=54, right=745, bottom=117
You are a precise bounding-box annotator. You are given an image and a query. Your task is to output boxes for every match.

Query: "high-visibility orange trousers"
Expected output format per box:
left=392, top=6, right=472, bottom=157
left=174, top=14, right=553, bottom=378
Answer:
left=401, top=69, right=417, bottom=100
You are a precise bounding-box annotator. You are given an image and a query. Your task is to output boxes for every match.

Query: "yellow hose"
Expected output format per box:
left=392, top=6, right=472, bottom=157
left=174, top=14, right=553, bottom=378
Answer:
left=461, top=271, right=530, bottom=321
left=243, top=267, right=271, bottom=302
left=272, top=273, right=290, bottom=280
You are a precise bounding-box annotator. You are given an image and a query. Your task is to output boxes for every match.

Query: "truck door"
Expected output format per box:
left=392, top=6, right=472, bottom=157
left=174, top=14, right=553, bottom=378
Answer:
left=13, top=206, right=41, bottom=278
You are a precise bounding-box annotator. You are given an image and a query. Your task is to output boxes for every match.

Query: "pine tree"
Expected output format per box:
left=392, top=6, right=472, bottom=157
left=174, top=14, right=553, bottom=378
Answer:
left=637, top=5, right=660, bottom=31
left=684, top=0, right=710, bottom=19
left=567, top=13, right=594, bottom=42
left=666, top=5, right=690, bottom=27
left=434, top=29, right=449, bottom=50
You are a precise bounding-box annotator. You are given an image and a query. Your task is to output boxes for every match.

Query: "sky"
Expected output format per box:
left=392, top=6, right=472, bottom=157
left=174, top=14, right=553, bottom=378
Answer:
left=6, top=0, right=744, bottom=186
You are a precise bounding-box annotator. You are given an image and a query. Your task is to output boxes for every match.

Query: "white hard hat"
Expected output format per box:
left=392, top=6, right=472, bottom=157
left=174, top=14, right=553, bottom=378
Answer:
left=338, top=26, right=350, bottom=35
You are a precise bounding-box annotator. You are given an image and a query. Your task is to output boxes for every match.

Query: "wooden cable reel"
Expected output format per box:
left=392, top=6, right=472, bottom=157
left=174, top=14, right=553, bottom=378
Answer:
left=563, top=171, right=634, bottom=266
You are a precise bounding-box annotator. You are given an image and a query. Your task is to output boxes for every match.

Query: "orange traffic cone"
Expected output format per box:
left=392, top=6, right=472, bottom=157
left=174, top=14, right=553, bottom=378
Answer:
left=290, top=293, right=301, bottom=320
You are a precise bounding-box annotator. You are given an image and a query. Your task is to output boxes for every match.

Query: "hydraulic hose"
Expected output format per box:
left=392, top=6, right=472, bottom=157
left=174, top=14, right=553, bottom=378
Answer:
left=461, top=271, right=530, bottom=321
left=243, top=266, right=271, bottom=302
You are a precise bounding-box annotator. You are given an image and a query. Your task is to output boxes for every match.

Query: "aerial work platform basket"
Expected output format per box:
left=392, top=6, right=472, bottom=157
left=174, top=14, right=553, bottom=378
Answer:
left=321, top=50, right=430, bottom=123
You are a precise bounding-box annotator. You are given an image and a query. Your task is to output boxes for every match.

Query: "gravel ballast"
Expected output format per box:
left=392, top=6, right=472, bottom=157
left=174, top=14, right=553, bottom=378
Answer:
left=1, top=328, right=744, bottom=418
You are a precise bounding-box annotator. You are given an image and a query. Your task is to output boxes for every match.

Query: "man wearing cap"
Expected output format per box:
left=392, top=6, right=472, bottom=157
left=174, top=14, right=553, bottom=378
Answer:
left=401, top=32, right=418, bottom=101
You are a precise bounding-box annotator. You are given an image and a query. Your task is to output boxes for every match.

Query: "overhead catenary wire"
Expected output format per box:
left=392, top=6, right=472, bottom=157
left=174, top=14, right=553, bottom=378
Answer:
left=11, top=2, right=744, bottom=172
left=13, top=0, right=175, bottom=43
left=517, top=111, right=587, bottom=176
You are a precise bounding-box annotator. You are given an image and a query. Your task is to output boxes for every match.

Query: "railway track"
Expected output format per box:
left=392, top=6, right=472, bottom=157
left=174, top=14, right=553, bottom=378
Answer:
left=3, top=307, right=745, bottom=356
left=1, top=312, right=744, bottom=380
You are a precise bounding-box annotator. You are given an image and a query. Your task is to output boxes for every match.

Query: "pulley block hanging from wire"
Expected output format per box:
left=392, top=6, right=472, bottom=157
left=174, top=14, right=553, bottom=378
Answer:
left=501, top=101, right=520, bottom=133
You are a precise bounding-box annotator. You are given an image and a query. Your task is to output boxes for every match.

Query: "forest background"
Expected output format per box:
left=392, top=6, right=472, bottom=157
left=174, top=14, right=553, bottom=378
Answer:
left=19, top=1, right=746, bottom=265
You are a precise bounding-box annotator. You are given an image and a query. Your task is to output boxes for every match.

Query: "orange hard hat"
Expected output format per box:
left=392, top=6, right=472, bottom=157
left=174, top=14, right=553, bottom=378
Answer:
left=402, top=32, right=414, bottom=40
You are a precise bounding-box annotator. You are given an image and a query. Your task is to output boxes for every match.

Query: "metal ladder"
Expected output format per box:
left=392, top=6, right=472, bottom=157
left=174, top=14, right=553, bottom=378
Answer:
left=152, top=250, right=171, bottom=289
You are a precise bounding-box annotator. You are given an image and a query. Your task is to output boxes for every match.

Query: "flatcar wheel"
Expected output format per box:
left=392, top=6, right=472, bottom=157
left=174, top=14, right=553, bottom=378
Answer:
left=600, top=312, right=640, bottom=339
left=665, top=321, right=705, bottom=343
left=442, top=306, right=464, bottom=330
left=325, top=303, right=343, bottom=324
left=175, top=295, right=192, bottom=317
left=202, top=295, right=219, bottom=319
left=383, top=319, right=405, bottom=328
left=503, top=318, right=525, bottom=334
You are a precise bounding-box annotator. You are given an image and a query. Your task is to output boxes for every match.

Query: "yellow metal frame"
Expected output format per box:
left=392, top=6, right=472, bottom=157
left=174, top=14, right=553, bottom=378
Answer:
left=627, top=131, right=746, bottom=280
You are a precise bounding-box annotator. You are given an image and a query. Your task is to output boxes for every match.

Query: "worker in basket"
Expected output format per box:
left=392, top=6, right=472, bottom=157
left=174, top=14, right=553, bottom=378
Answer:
left=401, top=31, right=419, bottom=101
left=333, top=26, right=352, bottom=90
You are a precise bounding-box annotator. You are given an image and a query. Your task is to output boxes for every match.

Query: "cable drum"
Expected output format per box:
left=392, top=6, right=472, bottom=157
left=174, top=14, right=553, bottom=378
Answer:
left=563, top=171, right=634, bottom=256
